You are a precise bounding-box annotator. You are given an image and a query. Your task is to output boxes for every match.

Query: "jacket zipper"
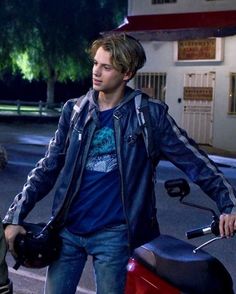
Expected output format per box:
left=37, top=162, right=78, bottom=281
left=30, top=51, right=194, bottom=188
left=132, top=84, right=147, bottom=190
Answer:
left=54, top=116, right=96, bottom=227
left=113, top=113, right=131, bottom=253
left=64, top=121, right=97, bottom=217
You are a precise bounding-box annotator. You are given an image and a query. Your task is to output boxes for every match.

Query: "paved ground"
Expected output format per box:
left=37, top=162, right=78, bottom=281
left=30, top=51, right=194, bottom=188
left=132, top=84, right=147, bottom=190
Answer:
left=200, top=144, right=236, bottom=159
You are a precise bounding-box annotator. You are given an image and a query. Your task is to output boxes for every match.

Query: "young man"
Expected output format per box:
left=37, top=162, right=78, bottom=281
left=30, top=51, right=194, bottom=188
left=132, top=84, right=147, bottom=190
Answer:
left=0, top=218, right=12, bottom=294
left=3, top=33, right=236, bottom=294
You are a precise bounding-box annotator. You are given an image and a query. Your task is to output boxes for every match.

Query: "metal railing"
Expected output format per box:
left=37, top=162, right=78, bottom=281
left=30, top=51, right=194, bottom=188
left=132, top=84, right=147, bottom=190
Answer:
left=0, top=100, right=64, bottom=117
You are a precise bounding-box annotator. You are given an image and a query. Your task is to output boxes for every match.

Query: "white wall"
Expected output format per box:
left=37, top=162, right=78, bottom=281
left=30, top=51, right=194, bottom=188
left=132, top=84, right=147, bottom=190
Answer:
left=141, top=41, right=184, bottom=124
left=212, top=37, right=236, bottom=151
left=131, top=37, right=236, bottom=151
left=129, top=0, right=236, bottom=15
left=127, top=0, right=236, bottom=151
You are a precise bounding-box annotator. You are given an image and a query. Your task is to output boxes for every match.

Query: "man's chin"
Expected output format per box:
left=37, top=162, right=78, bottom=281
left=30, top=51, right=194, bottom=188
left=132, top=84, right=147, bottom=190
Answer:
left=93, top=84, right=102, bottom=91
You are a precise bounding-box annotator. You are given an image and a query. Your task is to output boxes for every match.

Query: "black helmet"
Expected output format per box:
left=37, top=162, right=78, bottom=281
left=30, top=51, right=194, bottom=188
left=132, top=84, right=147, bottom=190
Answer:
left=13, top=222, right=62, bottom=270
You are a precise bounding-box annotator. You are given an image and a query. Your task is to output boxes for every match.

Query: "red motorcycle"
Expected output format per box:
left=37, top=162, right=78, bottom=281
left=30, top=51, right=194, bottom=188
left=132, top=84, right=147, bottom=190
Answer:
left=125, top=179, right=234, bottom=294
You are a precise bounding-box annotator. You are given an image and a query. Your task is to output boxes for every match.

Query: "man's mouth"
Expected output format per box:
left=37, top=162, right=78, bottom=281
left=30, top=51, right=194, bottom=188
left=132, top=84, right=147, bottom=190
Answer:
left=93, top=78, right=102, bottom=85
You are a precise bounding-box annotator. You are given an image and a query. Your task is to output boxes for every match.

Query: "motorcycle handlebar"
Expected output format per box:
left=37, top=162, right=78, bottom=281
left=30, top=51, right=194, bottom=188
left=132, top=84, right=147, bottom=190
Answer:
left=187, top=221, right=235, bottom=253
left=186, top=219, right=220, bottom=239
left=186, top=226, right=213, bottom=239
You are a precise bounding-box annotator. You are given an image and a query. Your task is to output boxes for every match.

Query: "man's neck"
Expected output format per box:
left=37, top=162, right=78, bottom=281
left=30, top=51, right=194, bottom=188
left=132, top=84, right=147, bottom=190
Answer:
left=98, top=88, right=125, bottom=111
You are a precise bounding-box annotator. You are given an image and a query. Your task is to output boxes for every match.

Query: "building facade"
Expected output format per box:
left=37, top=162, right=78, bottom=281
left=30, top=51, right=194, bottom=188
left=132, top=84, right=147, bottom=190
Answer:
left=116, top=0, right=236, bottom=151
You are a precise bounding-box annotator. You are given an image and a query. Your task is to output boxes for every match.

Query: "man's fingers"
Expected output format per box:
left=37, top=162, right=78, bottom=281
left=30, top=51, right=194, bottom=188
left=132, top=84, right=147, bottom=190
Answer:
left=4, top=224, right=26, bottom=255
left=219, top=214, right=236, bottom=237
left=228, top=219, right=236, bottom=232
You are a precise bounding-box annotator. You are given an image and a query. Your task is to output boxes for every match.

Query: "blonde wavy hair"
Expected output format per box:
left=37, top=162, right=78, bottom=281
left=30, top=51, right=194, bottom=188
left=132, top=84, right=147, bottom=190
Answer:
left=90, top=33, right=146, bottom=79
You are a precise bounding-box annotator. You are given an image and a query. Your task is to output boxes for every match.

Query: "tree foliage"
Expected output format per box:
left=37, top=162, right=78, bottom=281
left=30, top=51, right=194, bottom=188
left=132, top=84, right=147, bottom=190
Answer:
left=0, top=2, right=12, bottom=75
left=0, top=0, right=127, bottom=103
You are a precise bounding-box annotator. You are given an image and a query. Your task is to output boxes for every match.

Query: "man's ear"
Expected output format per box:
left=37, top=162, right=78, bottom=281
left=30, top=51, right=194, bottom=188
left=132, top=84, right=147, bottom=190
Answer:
left=123, top=71, right=133, bottom=82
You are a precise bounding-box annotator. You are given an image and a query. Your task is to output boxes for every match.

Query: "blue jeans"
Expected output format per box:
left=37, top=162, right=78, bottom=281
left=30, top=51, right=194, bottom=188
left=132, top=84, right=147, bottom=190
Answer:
left=44, top=224, right=130, bottom=294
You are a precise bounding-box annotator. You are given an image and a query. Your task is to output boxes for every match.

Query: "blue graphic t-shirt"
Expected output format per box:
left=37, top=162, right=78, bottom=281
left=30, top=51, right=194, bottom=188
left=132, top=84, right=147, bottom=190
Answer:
left=67, top=108, right=125, bottom=234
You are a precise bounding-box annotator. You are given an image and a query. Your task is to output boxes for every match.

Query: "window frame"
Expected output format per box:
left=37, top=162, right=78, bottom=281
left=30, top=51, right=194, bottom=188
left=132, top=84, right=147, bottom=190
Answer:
left=229, top=73, right=236, bottom=114
left=134, top=72, right=166, bottom=101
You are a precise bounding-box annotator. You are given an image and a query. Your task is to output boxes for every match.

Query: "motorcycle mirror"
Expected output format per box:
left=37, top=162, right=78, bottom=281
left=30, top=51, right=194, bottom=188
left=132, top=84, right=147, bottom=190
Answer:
left=165, top=178, right=218, bottom=218
left=164, top=178, right=190, bottom=199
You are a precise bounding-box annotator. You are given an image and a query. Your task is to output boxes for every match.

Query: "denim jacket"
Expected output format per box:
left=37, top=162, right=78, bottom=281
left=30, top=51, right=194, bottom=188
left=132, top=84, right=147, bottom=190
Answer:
left=4, top=87, right=236, bottom=250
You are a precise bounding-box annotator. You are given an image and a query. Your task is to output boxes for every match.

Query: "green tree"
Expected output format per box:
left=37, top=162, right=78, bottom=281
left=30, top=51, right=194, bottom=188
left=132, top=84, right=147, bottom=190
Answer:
left=0, top=2, right=12, bottom=76
left=0, top=1, right=32, bottom=72
left=5, top=0, right=127, bottom=104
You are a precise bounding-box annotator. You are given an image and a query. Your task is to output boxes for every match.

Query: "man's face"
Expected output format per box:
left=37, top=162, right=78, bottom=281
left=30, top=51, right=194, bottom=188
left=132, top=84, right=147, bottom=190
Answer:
left=92, top=47, right=131, bottom=94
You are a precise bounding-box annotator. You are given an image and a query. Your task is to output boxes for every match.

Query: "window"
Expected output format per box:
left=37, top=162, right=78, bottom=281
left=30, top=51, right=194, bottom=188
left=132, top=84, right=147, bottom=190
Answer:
left=229, top=73, right=236, bottom=114
left=152, top=0, right=176, bottom=3
left=134, top=72, right=166, bottom=101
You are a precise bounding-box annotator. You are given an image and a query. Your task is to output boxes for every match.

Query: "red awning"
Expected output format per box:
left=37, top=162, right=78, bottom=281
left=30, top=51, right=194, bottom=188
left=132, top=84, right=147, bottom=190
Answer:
left=114, top=10, right=236, bottom=40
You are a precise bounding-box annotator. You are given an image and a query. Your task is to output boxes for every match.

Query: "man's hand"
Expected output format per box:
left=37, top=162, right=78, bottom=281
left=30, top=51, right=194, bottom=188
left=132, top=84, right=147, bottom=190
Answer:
left=219, top=213, right=236, bottom=238
left=4, top=225, right=26, bottom=256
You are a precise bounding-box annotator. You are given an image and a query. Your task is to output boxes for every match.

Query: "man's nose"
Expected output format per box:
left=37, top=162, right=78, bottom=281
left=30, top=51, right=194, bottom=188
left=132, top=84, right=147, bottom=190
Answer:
left=93, top=65, right=101, bottom=77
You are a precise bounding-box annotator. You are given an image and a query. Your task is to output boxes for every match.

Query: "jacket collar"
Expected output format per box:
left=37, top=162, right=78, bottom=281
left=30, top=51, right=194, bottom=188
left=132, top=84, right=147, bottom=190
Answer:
left=86, top=86, right=139, bottom=112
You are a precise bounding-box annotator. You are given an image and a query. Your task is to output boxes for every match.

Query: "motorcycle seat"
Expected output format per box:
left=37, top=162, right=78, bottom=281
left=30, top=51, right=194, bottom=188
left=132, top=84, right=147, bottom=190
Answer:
left=133, top=234, right=233, bottom=294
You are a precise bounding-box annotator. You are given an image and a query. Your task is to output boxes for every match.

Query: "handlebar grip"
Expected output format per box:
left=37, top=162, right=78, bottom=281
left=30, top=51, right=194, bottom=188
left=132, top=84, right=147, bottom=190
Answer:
left=186, top=226, right=212, bottom=239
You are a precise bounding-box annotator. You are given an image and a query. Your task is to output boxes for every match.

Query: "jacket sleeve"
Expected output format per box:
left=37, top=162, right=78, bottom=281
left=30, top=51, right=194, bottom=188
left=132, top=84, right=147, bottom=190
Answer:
left=153, top=101, right=236, bottom=215
left=3, top=99, right=75, bottom=225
